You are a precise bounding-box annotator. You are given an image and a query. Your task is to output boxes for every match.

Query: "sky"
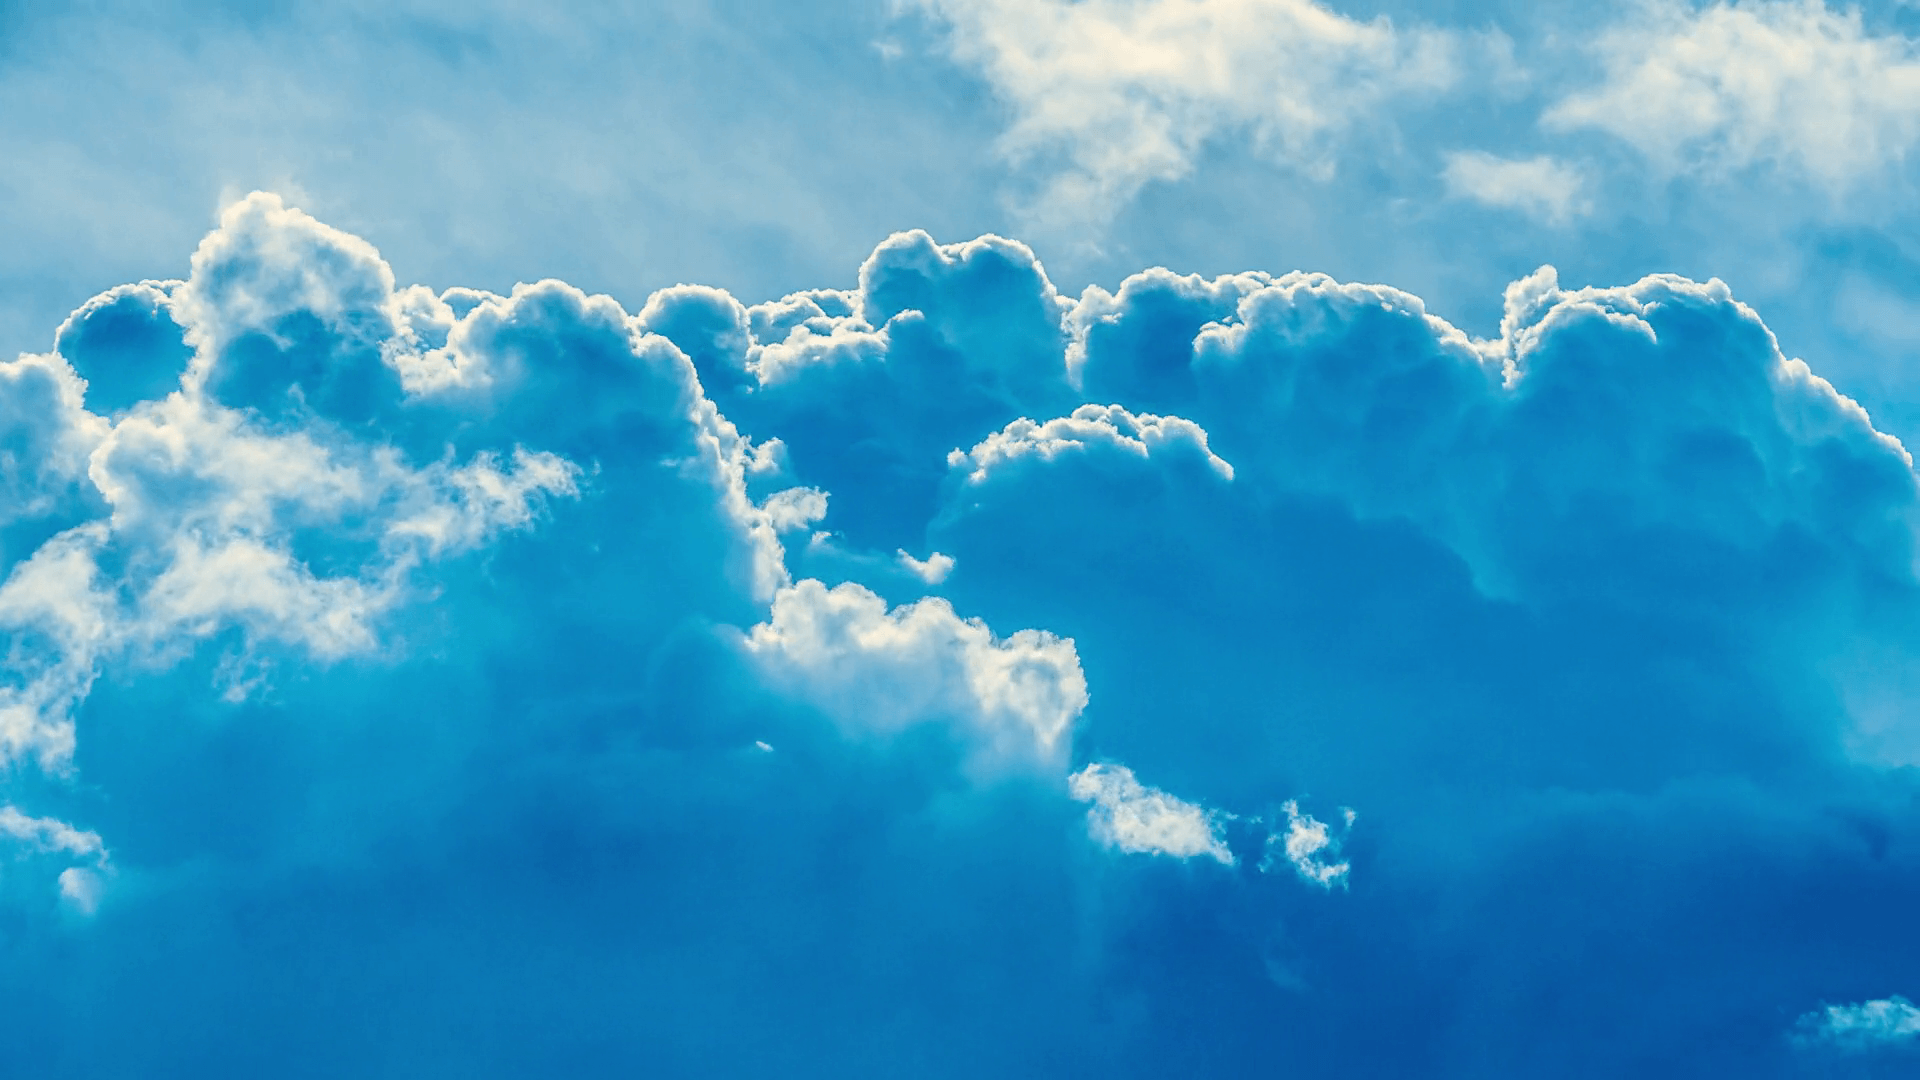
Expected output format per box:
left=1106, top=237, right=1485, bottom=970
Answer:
left=5, top=0, right=1920, bottom=1076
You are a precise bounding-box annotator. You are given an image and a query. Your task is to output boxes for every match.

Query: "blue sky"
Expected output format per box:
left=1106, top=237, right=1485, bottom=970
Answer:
left=6, top=1, right=1920, bottom=1076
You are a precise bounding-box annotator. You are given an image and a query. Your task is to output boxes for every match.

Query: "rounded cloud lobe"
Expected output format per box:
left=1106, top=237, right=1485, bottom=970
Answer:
left=2, top=197, right=1919, bottom=1077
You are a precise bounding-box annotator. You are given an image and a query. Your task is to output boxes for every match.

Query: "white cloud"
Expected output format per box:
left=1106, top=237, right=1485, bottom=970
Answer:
left=1795, top=996, right=1920, bottom=1051
left=1546, top=1, right=1920, bottom=187
left=1441, top=151, right=1588, bottom=224
left=746, top=579, right=1087, bottom=770
left=57, top=866, right=106, bottom=915
left=0, top=805, right=110, bottom=912
left=0, top=192, right=784, bottom=775
left=897, top=549, right=955, bottom=584
left=1263, top=800, right=1351, bottom=887
left=949, top=404, right=1234, bottom=485
left=1068, top=762, right=1235, bottom=864
left=387, top=448, right=583, bottom=557
left=172, top=191, right=400, bottom=360
left=0, top=804, right=104, bottom=860
left=0, top=525, right=114, bottom=767
left=910, top=0, right=1458, bottom=222
left=0, top=352, right=107, bottom=534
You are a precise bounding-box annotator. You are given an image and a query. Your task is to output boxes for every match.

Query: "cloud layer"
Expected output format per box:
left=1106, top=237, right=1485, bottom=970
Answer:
left=2, top=196, right=1919, bottom=1077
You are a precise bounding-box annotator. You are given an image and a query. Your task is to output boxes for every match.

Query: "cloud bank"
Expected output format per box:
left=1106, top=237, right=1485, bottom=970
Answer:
left=2, top=195, right=1919, bottom=1077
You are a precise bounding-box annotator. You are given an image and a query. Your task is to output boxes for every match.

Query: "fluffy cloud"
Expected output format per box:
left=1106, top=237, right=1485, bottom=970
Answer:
left=1548, top=0, right=1920, bottom=187
left=5, top=199, right=1920, bottom=1078
left=0, top=352, right=107, bottom=552
left=649, top=229, right=1075, bottom=553
left=745, top=579, right=1086, bottom=771
left=1069, top=762, right=1235, bottom=863
left=907, top=0, right=1459, bottom=221
left=1065, top=259, right=1918, bottom=621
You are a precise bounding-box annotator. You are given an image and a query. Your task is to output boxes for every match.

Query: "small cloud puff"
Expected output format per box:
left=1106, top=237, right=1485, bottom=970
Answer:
left=1069, top=762, right=1235, bottom=864
left=1794, top=996, right=1920, bottom=1052
left=897, top=549, right=955, bottom=585
left=1262, top=800, right=1351, bottom=888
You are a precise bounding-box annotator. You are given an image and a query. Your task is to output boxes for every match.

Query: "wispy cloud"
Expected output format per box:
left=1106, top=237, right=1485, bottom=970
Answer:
left=1547, top=0, right=1920, bottom=187
left=1442, top=151, right=1589, bottom=224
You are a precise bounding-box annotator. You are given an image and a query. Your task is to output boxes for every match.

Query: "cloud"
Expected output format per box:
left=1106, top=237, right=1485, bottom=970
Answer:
left=0, top=351, right=108, bottom=555
left=5, top=199, right=1920, bottom=1076
left=649, top=229, right=1076, bottom=553
left=0, top=804, right=110, bottom=912
left=1070, top=762, right=1235, bottom=864
left=908, top=241, right=1920, bottom=1069
left=1063, top=259, right=1917, bottom=617
left=1795, top=996, right=1920, bottom=1052
left=1263, top=801, right=1350, bottom=887
left=1441, top=151, right=1588, bottom=225
left=908, top=0, right=1459, bottom=223
left=1547, top=0, right=1920, bottom=188
left=746, top=579, right=1087, bottom=771
left=947, top=403, right=1233, bottom=486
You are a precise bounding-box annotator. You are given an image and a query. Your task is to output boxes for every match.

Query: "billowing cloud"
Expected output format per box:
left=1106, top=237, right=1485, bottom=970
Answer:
left=3, top=197, right=1920, bottom=1077
left=1548, top=0, right=1920, bottom=187
left=907, top=0, right=1460, bottom=222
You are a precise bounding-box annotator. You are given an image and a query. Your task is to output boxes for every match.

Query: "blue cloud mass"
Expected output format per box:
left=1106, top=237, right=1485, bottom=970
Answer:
left=4, top=191, right=1920, bottom=1079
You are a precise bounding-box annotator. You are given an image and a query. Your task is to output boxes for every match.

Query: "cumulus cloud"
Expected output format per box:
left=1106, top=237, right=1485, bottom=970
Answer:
left=1547, top=0, right=1920, bottom=187
left=746, top=579, right=1087, bottom=771
left=1061, top=258, right=1918, bottom=617
left=1069, top=762, right=1235, bottom=864
left=0, top=192, right=761, bottom=775
left=0, top=351, right=107, bottom=551
left=1441, top=151, right=1588, bottom=224
left=5, top=199, right=1920, bottom=1077
left=908, top=0, right=1459, bottom=222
